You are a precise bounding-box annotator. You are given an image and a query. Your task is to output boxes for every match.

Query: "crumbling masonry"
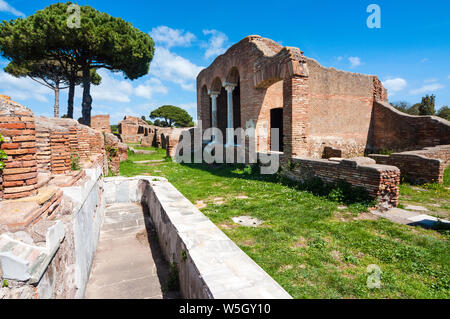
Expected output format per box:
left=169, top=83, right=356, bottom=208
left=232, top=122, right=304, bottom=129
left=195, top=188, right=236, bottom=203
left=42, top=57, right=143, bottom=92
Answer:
left=196, top=35, right=450, bottom=207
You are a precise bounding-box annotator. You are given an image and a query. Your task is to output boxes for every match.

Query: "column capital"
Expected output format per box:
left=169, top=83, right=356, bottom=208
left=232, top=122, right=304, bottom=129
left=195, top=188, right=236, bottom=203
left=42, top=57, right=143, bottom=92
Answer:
left=208, top=90, right=220, bottom=98
left=223, top=82, right=237, bottom=93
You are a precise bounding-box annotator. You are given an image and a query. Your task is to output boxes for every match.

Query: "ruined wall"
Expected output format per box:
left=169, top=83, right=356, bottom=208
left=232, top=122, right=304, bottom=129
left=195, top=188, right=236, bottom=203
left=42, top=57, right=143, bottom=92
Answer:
left=196, top=35, right=389, bottom=158
left=306, top=58, right=382, bottom=158
left=284, top=156, right=400, bottom=208
left=370, top=145, right=450, bottom=184
left=0, top=96, right=38, bottom=200
left=370, top=101, right=450, bottom=153
left=90, top=115, right=111, bottom=133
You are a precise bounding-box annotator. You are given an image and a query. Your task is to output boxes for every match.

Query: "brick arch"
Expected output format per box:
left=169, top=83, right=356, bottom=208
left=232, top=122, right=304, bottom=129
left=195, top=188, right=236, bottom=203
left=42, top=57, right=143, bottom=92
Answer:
left=226, top=67, right=240, bottom=85
left=210, top=77, right=223, bottom=93
left=254, top=47, right=309, bottom=89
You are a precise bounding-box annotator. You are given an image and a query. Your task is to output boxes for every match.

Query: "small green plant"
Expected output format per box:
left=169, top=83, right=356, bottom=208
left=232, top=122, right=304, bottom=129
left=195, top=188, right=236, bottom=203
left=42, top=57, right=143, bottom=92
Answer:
left=181, top=250, right=187, bottom=262
left=0, top=133, right=7, bottom=171
left=2, top=280, right=8, bottom=288
left=166, top=261, right=180, bottom=292
left=70, top=153, right=81, bottom=171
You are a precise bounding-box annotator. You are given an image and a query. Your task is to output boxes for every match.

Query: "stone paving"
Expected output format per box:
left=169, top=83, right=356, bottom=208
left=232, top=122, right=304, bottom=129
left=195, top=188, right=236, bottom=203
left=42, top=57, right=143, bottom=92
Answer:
left=85, top=202, right=177, bottom=299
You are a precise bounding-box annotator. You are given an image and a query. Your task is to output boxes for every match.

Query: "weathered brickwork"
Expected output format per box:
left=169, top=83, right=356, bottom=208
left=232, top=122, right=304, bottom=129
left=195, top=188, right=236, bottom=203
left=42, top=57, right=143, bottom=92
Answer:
left=197, top=35, right=450, bottom=160
left=284, top=156, right=400, bottom=208
left=50, top=132, right=71, bottom=174
left=369, top=101, right=450, bottom=153
left=370, top=145, right=450, bottom=184
left=0, top=96, right=38, bottom=200
left=91, top=114, right=111, bottom=133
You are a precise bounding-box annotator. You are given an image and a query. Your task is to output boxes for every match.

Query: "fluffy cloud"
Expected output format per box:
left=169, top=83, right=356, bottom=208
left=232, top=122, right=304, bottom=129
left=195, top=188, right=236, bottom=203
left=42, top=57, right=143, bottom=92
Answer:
left=135, top=78, right=169, bottom=99
left=150, top=46, right=203, bottom=91
left=150, top=26, right=196, bottom=48
left=85, top=70, right=169, bottom=103
left=0, top=70, right=51, bottom=102
left=382, top=78, right=407, bottom=95
left=0, top=0, right=25, bottom=17
left=410, top=83, right=444, bottom=95
left=202, top=30, right=229, bottom=59
left=348, top=56, right=362, bottom=68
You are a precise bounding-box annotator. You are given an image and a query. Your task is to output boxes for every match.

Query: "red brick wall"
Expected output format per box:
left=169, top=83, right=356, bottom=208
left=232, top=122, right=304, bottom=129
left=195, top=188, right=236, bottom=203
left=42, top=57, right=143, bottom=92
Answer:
left=306, top=58, right=378, bottom=158
left=50, top=131, right=71, bottom=174
left=91, top=115, right=111, bottom=133
left=284, top=156, right=400, bottom=208
left=0, top=97, right=38, bottom=199
left=370, top=145, right=450, bottom=184
left=196, top=35, right=386, bottom=159
left=370, top=101, right=450, bottom=153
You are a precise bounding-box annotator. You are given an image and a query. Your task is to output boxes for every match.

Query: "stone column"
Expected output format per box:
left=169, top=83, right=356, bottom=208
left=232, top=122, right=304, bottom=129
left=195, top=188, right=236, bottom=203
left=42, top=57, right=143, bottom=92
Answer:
left=209, top=91, right=219, bottom=142
left=224, top=83, right=237, bottom=147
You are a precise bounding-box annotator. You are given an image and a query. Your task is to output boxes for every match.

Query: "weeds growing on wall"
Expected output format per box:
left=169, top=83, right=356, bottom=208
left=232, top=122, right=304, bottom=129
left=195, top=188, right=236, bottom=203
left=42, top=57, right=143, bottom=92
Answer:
left=166, top=261, right=180, bottom=292
left=0, top=134, right=7, bottom=171
left=70, top=153, right=81, bottom=171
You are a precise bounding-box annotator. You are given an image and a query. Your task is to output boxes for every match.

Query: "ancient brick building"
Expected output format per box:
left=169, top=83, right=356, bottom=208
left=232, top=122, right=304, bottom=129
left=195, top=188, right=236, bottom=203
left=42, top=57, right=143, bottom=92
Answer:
left=196, top=35, right=450, bottom=205
left=196, top=35, right=450, bottom=159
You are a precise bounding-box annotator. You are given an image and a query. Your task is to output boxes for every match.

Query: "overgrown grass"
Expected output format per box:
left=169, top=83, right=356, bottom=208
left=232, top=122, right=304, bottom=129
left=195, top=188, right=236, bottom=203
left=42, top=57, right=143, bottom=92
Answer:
left=120, top=147, right=450, bottom=299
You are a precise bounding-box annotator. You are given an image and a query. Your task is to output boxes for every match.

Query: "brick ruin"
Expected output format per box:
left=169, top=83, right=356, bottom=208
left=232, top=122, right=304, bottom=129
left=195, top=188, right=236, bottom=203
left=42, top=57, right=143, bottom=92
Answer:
left=196, top=35, right=450, bottom=207
left=0, top=95, right=128, bottom=228
left=90, top=114, right=111, bottom=134
left=117, top=115, right=193, bottom=158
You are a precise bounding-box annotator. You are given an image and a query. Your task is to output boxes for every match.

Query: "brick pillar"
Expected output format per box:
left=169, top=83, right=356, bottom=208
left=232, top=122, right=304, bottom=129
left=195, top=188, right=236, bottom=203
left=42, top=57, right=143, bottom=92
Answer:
left=50, top=131, right=71, bottom=174
left=283, top=76, right=310, bottom=158
left=36, top=126, right=51, bottom=173
left=0, top=98, right=38, bottom=199
left=78, top=127, right=90, bottom=161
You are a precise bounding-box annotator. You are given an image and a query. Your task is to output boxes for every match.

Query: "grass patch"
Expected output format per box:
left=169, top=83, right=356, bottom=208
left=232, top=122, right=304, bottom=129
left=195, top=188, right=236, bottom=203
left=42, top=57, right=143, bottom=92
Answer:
left=120, top=147, right=450, bottom=299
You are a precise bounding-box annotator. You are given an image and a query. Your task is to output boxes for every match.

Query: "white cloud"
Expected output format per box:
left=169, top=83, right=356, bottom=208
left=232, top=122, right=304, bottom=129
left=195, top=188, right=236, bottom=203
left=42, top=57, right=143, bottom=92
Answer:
left=202, top=30, right=229, bottom=59
left=90, top=70, right=134, bottom=103
left=424, top=78, right=437, bottom=83
left=135, top=78, right=169, bottom=99
left=149, top=26, right=196, bottom=48
left=348, top=56, right=362, bottom=68
left=88, top=70, right=168, bottom=103
left=382, top=78, right=407, bottom=95
left=421, top=58, right=429, bottom=63
left=0, top=70, right=50, bottom=102
left=410, top=83, right=444, bottom=95
left=150, top=46, right=203, bottom=92
left=0, top=0, right=25, bottom=17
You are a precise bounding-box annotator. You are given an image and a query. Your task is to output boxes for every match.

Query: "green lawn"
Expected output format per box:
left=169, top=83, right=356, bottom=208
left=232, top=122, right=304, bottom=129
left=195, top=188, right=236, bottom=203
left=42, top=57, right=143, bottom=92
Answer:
left=120, top=146, right=450, bottom=299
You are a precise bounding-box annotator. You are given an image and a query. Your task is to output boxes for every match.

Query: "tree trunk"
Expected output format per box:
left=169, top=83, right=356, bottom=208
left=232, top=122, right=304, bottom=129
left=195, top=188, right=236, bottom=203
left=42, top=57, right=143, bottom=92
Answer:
left=81, top=65, right=92, bottom=126
left=54, top=82, right=60, bottom=118
left=67, top=77, right=75, bottom=119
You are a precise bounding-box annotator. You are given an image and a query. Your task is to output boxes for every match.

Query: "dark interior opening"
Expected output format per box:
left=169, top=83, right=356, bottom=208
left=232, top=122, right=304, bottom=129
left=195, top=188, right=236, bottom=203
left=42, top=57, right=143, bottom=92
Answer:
left=270, top=108, right=284, bottom=152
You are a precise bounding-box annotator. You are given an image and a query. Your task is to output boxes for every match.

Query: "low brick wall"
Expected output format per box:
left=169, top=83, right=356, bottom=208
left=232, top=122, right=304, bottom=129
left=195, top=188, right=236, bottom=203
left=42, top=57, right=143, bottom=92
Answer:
left=369, top=145, right=450, bottom=184
left=284, top=156, right=400, bottom=208
left=0, top=97, right=38, bottom=200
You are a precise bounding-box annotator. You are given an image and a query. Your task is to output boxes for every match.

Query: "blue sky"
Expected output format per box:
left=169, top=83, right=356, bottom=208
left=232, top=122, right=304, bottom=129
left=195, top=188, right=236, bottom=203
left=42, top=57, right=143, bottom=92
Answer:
left=1, top=0, right=449, bottom=124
